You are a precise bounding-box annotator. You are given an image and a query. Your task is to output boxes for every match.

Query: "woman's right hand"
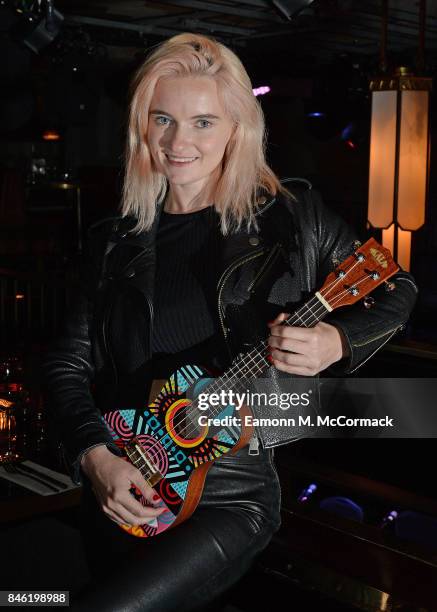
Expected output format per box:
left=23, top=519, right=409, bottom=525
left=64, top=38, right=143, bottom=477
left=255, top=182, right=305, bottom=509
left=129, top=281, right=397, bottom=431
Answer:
left=80, top=445, right=165, bottom=527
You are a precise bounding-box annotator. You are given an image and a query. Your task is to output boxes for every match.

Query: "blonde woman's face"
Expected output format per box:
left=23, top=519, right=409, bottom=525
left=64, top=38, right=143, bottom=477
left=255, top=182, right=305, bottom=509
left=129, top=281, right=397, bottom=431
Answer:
left=147, top=76, right=234, bottom=189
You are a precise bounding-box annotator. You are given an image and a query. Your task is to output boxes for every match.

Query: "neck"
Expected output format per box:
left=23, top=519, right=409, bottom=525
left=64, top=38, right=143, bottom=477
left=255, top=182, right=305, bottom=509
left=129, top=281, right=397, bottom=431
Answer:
left=164, top=187, right=212, bottom=214
left=164, top=200, right=213, bottom=214
left=164, top=168, right=220, bottom=213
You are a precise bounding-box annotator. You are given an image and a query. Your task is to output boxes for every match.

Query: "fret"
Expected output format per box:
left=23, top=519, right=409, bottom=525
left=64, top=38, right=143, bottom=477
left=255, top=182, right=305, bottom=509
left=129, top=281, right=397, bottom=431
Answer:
left=291, top=309, right=308, bottom=327
left=303, top=298, right=326, bottom=325
left=314, top=291, right=332, bottom=314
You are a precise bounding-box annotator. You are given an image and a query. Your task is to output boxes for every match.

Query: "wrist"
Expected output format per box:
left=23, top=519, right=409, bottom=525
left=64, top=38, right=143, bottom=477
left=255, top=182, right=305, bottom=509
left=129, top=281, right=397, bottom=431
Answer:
left=331, top=324, right=350, bottom=360
left=80, top=443, right=111, bottom=474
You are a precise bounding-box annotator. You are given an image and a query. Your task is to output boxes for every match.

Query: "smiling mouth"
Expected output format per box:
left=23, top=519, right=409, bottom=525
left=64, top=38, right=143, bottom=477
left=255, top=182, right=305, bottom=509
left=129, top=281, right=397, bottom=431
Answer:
left=165, top=154, right=199, bottom=164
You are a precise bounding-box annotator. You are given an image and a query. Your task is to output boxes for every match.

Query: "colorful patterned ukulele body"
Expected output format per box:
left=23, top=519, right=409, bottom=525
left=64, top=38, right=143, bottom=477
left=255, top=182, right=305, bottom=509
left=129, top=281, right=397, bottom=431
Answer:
left=102, top=364, right=245, bottom=538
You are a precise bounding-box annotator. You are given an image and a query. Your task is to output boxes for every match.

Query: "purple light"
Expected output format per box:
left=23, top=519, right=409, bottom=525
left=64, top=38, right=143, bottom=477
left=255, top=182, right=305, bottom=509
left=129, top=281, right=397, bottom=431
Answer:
left=341, top=123, right=354, bottom=140
left=307, top=112, right=325, bottom=118
left=253, top=86, right=271, bottom=97
left=298, top=483, right=318, bottom=503
left=380, top=509, right=399, bottom=528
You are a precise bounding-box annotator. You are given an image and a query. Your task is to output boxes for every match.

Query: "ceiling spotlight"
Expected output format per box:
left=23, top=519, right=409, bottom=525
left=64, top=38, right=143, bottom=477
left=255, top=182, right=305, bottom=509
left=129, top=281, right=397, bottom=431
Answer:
left=11, top=0, right=63, bottom=54
left=269, top=0, right=315, bottom=21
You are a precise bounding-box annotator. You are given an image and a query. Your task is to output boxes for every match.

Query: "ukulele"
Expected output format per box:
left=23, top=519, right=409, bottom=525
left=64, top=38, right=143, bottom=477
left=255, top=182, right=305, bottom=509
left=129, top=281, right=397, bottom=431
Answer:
left=102, top=238, right=399, bottom=537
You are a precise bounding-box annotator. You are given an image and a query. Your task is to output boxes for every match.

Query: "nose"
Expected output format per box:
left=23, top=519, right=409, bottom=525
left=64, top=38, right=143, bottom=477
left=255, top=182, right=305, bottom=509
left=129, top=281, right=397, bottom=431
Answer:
left=162, top=123, right=193, bottom=153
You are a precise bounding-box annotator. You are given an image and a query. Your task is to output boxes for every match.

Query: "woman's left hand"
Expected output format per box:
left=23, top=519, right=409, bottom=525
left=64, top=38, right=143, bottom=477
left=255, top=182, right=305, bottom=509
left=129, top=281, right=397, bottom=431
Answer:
left=267, top=313, right=350, bottom=376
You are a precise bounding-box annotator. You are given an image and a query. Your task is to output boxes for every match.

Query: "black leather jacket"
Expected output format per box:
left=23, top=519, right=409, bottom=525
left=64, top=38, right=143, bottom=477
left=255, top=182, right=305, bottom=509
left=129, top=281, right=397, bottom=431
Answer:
left=42, top=180, right=418, bottom=484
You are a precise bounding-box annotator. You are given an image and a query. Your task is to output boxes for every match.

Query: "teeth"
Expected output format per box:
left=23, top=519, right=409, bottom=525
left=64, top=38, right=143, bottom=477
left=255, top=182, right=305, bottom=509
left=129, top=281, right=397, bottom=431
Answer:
left=167, top=155, right=197, bottom=162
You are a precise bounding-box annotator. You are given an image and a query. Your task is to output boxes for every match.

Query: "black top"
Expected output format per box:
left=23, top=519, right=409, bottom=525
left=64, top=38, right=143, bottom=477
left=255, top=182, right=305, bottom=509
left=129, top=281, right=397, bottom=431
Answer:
left=151, top=206, right=228, bottom=378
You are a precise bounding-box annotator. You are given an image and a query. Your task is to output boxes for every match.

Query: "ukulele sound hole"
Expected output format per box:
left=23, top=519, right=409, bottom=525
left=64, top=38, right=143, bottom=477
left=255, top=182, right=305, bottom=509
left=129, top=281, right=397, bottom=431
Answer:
left=169, top=400, right=208, bottom=445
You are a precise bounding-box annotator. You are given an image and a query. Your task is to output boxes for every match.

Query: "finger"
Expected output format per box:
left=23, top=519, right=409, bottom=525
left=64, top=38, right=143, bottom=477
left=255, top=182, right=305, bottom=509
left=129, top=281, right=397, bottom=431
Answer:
left=269, top=324, right=315, bottom=342
left=125, top=505, right=165, bottom=524
left=271, top=360, right=313, bottom=376
left=118, top=490, right=165, bottom=522
left=90, top=467, right=165, bottom=524
left=267, top=312, right=289, bottom=328
left=268, top=335, right=306, bottom=353
left=130, top=471, right=161, bottom=505
left=107, top=508, right=151, bottom=528
left=107, top=498, right=164, bottom=525
left=270, top=349, right=311, bottom=368
left=106, top=510, right=131, bottom=526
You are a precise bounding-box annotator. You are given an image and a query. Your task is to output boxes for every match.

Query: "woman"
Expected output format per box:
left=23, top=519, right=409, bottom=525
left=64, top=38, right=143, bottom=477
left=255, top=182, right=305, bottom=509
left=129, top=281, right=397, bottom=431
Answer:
left=43, top=33, right=417, bottom=610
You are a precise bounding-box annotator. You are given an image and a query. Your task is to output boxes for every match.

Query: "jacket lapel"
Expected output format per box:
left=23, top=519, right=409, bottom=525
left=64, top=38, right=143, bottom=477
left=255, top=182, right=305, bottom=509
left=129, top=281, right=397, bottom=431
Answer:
left=103, top=192, right=289, bottom=303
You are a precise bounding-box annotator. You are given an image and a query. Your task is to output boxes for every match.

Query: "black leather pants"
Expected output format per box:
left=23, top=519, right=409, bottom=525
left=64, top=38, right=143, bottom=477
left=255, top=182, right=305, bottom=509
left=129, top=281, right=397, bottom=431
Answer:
left=72, top=447, right=281, bottom=611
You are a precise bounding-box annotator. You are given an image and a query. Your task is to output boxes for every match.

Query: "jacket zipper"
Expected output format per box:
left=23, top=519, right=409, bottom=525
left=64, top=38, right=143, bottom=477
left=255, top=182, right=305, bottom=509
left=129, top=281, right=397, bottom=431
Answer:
left=247, top=243, right=282, bottom=293
left=351, top=323, right=404, bottom=348
left=147, top=295, right=154, bottom=355
left=216, top=246, right=272, bottom=457
left=103, top=298, right=119, bottom=387
left=217, top=247, right=265, bottom=340
left=266, top=446, right=282, bottom=512
left=350, top=324, right=404, bottom=373
left=248, top=432, right=260, bottom=455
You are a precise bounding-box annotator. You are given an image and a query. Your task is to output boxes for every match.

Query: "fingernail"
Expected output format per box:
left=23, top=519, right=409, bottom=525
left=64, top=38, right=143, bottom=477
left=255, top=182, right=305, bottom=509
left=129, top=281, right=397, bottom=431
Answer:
left=267, top=354, right=274, bottom=364
left=153, top=494, right=160, bottom=501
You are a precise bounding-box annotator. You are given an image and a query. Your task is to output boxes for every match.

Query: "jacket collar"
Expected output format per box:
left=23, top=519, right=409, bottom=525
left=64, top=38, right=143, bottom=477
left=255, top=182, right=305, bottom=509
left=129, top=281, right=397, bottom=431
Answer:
left=108, top=190, right=279, bottom=280
left=115, top=190, right=276, bottom=245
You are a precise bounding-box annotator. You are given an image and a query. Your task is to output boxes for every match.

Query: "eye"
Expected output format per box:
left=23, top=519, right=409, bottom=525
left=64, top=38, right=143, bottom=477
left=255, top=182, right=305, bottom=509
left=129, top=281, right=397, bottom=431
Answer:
left=197, top=119, right=212, bottom=128
left=155, top=116, right=171, bottom=126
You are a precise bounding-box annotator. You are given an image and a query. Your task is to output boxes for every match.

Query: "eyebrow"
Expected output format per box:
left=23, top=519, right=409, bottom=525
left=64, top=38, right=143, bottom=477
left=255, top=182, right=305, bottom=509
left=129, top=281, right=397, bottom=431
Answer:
left=150, top=109, right=221, bottom=120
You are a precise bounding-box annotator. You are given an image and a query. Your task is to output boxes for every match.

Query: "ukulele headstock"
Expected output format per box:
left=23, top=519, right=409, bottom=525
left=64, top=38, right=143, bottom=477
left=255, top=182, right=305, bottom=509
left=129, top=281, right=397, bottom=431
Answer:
left=318, top=238, right=399, bottom=311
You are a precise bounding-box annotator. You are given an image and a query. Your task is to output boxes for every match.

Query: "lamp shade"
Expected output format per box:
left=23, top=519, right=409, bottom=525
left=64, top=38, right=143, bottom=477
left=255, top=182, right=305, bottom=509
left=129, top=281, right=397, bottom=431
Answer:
left=397, top=90, right=429, bottom=230
left=368, top=90, right=397, bottom=228
left=367, top=70, right=431, bottom=271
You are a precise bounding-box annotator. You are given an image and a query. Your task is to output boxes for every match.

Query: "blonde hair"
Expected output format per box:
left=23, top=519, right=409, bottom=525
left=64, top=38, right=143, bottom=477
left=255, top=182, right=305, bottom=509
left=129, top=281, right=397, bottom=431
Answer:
left=122, top=32, right=291, bottom=234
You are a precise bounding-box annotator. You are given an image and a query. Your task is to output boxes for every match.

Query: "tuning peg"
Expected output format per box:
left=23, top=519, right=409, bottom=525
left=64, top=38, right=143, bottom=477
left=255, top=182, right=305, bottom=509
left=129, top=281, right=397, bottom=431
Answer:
left=353, top=240, right=362, bottom=250
left=363, top=296, right=375, bottom=309
left=384, top=280, right=396, bottom=292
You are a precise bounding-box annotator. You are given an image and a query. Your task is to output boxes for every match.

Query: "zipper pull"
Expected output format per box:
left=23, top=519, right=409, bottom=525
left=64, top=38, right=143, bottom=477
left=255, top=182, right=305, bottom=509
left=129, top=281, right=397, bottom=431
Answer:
left=248, top=433, right=259, bottom=456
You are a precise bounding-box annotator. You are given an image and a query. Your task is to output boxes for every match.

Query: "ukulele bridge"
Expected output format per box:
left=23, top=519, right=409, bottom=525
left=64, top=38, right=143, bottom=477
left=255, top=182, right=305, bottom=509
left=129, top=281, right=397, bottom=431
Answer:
left=125, top=437, right=163, bottom=487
